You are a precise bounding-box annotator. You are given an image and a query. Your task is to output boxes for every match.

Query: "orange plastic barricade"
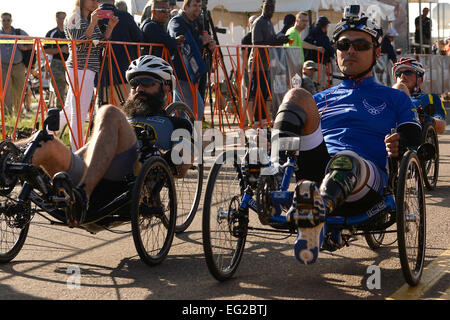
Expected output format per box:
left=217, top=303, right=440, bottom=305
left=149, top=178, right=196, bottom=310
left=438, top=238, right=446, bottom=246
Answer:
left=1, top=33, right=305, bottom=144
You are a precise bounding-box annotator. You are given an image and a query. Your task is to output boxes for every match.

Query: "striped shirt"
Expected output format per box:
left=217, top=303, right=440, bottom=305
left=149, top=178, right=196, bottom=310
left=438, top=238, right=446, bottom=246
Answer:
left=64, top=16, right=105, bottom=73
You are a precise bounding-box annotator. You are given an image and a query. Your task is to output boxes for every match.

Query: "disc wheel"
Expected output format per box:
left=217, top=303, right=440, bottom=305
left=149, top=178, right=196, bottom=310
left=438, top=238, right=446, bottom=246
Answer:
left=202, top=150, right=247, bottom=281
left=396, top=150, right=426, bottom=286
left=421, top=123, right=439, bottom=190
left=131, top=156, right=176, bottom=266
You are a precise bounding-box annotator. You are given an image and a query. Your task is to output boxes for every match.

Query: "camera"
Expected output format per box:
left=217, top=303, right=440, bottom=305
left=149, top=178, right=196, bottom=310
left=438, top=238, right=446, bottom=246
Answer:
left=344, top=5, right=362, bottom=20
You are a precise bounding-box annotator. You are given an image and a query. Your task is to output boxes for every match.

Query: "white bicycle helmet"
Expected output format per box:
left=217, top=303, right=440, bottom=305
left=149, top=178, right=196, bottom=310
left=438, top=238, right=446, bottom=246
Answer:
left=126, top=55, right=176, bottom=90
left=392, top=57, right=426, bottom=78
left=333, top=16, right=383, bottom=46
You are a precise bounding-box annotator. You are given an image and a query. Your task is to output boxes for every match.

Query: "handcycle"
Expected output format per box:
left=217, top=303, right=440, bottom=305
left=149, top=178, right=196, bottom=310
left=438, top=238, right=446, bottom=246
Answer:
left=417, top=104, right=439, bottom=190
left=0, top=109, right=177, bottom=267
left=201, top=134, right=434, bottom=286
left=57, top=102, right=203, bottom=233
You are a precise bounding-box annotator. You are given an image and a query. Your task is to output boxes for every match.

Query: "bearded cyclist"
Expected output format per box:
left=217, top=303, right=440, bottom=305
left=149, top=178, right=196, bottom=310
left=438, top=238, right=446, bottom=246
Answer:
left=16, top=55, right=193, bottom=227
left=392, top=57, right=446, bottom=134
left=270, top=8, right=421, bottom=264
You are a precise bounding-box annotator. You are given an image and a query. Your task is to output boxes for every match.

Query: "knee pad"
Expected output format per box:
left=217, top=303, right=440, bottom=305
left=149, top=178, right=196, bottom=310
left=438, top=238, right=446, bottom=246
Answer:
left=320, top=151, right=368, bottom=211
left=272, top=102, right=307, bottom=138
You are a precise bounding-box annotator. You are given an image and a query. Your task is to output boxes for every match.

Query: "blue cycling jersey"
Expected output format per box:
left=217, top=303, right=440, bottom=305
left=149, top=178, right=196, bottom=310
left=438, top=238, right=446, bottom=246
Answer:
left=314, top=77, right=421, bottom=170
left=411, top=91, right=447, bottom=121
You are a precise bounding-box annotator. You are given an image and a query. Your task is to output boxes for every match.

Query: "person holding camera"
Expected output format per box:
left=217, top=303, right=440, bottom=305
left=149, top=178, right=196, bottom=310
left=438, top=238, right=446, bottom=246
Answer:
left=96, top=0, right=143, bottom=107
left=63, top=0, right=119, bottom=152
left=167, top=0, right=216, bottom=120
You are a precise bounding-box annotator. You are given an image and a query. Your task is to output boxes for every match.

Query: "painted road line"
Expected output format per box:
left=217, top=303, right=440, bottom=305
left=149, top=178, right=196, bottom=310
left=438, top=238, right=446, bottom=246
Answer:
left=387, top=248, right=450, bottom=300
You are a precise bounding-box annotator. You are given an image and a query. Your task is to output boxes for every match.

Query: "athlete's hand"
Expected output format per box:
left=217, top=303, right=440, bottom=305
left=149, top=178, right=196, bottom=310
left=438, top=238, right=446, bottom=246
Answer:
left=385, top=133, right=400, bottom=158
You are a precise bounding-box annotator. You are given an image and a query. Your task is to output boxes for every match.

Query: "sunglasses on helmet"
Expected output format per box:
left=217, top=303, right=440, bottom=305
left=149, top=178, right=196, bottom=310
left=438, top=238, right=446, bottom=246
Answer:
left=394, top=69, right=416, bottom=78
left=129, top=77, right=161, bottom=89
left=336, top=38, right=373, bottom=51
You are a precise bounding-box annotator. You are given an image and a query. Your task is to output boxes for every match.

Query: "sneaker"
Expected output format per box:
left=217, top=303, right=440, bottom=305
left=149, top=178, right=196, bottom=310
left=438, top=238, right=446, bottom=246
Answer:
left=52, top=172, right=87, bottom=228
left=290, top=180, right=326, bottom=227
left=292, top=180, right=327, bottom=265
left=294, top=223, right=324, bottom=265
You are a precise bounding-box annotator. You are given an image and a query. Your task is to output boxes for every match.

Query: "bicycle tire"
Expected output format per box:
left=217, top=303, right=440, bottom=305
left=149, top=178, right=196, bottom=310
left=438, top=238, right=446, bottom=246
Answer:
left=166, top=102, right=203, bottom=233
left=421, top=123, right=439, bottom=190
left=130, top=156, right=176, bottom=266
left=202, top=150, right=247, bottom=281
left=396, top=150, right=426, bottom=286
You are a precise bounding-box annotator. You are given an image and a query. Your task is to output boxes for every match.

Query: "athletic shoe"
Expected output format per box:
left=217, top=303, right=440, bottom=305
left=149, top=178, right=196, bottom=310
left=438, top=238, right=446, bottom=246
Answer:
left=292, top=180, right=326, bottom=264
left=294, top=223, right=324, bottom=264
left=52, top=172, right=87, bottom=228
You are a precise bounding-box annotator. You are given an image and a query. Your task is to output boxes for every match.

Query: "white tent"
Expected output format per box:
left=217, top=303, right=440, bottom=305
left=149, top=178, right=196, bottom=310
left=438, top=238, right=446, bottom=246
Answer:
left=207, top=0, right=396, bottom=20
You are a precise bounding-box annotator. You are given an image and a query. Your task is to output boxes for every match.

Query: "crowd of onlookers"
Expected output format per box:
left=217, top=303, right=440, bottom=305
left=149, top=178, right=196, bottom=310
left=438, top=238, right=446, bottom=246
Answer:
left=1, top=0, right=449, bottom=145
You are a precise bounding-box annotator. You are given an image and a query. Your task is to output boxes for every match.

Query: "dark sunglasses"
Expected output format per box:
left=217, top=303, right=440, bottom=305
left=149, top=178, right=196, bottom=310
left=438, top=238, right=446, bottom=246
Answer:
left=2, top=19, right=11, bottom=22
left=394, top=69, right=415, bottom=78
left=153, top=8, right=171, bottom=13
left=336, top=39, right=373, bottom=51
left=129, top=77, right=161, bottom=89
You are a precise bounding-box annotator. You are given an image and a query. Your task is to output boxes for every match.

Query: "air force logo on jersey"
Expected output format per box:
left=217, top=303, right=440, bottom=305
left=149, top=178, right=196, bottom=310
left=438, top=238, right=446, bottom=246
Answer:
left=363, top=99, right=387, bottom=115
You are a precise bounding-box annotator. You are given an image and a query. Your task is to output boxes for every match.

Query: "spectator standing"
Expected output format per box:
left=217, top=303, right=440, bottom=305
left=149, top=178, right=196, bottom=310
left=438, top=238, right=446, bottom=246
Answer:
left=414, top=7, right=431, bottom=53
left=167, top=0, right=216, bottom=120
left=0, top=12, right=32, bottom=116
left=241, top=15, right=258, bottom=124
left=278, top=14, right=295, bottom=36
left=284, top=11, right=325, bottom=68
left=304, top=16, right=334, bottom=91
left=141, top=0, right=184, bottom=59
left=301, top=60, right=318, bottom=95
left=97, top=0, right=143, bottom=107
left=63, top=0, right=119, bottom=151
left=381, top=28, right=399, bottom=63
left=44, top=11, right=69, bottom=109
left=248, top=0, right=289, bottom=123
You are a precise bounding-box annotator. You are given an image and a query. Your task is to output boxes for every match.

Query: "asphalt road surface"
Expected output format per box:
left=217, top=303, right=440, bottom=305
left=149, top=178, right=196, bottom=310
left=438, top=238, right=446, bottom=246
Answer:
left=1, top=129, right=449, bottom=302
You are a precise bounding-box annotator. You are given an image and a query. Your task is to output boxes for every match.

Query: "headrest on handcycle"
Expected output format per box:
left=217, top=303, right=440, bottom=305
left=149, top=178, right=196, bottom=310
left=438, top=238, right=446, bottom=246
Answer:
left=417, top=142, right=436, bottom=162
left=44, top=108, right=60, bottom=132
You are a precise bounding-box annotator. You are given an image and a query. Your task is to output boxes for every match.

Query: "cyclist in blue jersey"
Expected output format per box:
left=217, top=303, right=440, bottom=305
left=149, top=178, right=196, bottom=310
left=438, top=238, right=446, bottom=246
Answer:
left=270, top=9, right=421, bottom=265
left=392, top=57, right=446, bottom=134
left=16, top=55, right=193, bottom=227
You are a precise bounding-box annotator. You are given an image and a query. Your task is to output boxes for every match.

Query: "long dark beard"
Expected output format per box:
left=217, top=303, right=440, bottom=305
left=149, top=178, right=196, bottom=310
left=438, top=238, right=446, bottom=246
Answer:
left=122, top=89, right=166, bottom=118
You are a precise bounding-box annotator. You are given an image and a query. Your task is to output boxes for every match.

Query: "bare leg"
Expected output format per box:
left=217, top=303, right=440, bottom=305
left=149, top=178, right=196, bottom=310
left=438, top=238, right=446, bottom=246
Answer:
left=15, top=133, right=73, bottom=178
left=78, top=105, right=136, bottom=196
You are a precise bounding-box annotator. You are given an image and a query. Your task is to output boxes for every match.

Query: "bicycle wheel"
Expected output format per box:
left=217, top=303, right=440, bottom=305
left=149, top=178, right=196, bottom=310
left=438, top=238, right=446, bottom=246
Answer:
left=364, top=232, right=385, bottom=250
left=202, top=150, right=248, bottom=281
left=0, top=142, right=30, bottom=263
left=165, top=102, right=203, bottom=233
left=396, top=150, right=426, bottom=286
left=131, top=156, right=176, bottom=266
left=421, top=123, right=439, bottom=190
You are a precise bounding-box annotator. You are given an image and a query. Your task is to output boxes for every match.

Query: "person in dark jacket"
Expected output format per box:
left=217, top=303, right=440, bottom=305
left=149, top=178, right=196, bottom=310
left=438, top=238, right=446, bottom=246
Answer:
left=304, top=16, right=334, bottom=90
left=167, top=0, right=216, bottom=120
left=97, top=0, right=143, bottom=106
left=381, top=28, right=398, bottom=63
left=141, top=0, right=184, bottom=59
